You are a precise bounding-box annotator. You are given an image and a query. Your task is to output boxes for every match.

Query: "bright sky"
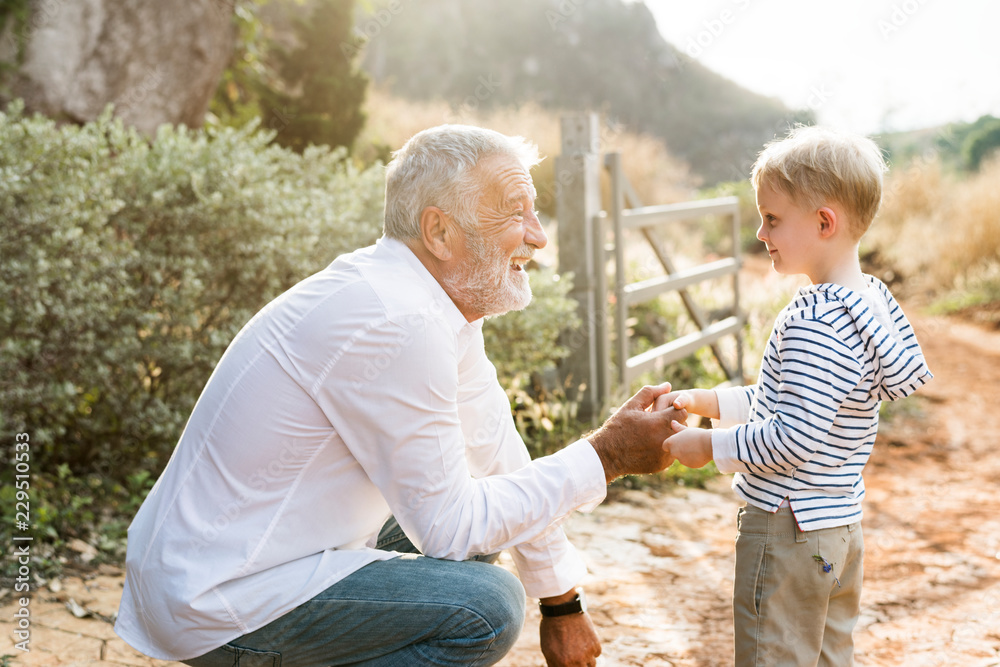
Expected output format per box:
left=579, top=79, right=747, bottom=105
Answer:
left=641, top=0, right=1000, bottom=134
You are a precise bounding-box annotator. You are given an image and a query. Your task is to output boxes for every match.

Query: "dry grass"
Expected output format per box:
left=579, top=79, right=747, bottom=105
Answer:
left=868, top=155, right=1000, bottom=299
left=356, top=87, right=698, bottom=216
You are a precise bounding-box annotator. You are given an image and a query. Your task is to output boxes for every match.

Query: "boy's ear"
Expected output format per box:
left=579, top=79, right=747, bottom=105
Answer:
left=419, top=206, right=457, bottom=261
left=816, top=206, right=838, bottom=239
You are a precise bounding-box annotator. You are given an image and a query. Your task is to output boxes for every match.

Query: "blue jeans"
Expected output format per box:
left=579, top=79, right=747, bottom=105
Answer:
left=182, top=519, right=525, bottom=666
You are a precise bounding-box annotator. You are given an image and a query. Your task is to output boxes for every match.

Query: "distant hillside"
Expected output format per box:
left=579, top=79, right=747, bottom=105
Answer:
left=877, top=114, right=1000, bottom=171
left=358, top=0, right=813, bottom=184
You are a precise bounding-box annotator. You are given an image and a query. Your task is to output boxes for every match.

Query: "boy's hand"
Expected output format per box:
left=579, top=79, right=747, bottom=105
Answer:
left=663, top=420, right=714, bottom=469
left=653, top=388, right=720, bottom=420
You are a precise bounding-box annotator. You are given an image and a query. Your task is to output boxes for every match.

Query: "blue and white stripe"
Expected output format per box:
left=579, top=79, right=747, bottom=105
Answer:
left=714, top=276, right=932, bottom=531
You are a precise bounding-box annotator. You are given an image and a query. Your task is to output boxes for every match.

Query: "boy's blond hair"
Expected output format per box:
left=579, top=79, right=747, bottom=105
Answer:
left=750, top=125, right=888, bottom=240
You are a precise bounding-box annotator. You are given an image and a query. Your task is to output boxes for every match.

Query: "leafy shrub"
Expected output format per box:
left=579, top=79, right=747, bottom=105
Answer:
left=484, top=269, right=584, bottom=459
left=0, top=102, right=385, bottom=553
left=483, top=268, right=579, bottom=380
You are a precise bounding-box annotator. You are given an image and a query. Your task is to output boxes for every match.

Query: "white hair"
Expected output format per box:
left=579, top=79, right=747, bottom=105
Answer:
left=383, top=124, right=541, bottom=240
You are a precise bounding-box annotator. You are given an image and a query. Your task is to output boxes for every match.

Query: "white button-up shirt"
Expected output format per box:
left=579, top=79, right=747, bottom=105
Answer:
left=115, top=237, right=608, bottom=660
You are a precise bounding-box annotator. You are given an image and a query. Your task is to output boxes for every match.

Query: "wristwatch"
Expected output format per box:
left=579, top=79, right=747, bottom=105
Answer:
left=538, top=588, right=587, bottom=617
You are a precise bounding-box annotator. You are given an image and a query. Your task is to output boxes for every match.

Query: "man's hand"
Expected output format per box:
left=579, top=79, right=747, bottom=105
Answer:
left=539, top=612, right=601, bottom=667
left=663, top=420, right=714, bottom=469
left=588, top=383, right=686, bottom=484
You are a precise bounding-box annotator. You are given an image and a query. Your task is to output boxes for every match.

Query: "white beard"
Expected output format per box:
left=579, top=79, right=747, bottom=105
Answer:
left=444, top=235, right=533, bottom=318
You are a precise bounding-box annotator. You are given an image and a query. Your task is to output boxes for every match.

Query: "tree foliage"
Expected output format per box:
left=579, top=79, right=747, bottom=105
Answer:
left=268, top=0, right=369, bottom=152
left=210, top=0, right=369, bottom=154
left=961, top=116, right=1000, bottom=172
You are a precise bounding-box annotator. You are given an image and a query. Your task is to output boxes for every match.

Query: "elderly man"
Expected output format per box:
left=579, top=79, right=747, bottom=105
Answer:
left=115, top=125, right=683, bottom=666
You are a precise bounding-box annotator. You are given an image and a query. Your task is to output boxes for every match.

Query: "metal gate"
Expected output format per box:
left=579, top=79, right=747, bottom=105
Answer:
left=556, top=113, right=745, bottom=420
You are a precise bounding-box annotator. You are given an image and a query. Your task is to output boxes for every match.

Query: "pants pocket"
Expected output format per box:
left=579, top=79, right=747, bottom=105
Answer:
left=734, top=508, right=767, bottom=618
left=225, top=645, right=282, bottom=667
left=751, top=543, right=766, bottom=616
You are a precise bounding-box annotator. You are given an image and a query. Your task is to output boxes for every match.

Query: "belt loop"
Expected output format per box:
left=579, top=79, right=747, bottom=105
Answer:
left=793, top=512, right=807, bottom=543
left=847, top=522, right=856, bottom=532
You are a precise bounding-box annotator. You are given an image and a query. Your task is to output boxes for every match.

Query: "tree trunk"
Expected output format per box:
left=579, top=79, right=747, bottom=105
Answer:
left=0, top=0, right=235, bottom=134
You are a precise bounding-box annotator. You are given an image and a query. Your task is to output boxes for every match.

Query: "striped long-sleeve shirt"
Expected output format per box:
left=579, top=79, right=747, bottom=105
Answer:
left=711, top=276, right=932, bottom=531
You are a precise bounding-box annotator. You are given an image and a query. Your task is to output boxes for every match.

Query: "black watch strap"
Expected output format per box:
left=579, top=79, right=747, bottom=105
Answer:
left=538, top=590, right=586, bottom=617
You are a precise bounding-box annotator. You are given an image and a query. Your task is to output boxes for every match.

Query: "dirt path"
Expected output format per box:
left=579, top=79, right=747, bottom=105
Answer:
left=3, top=311, right=999, bottom=666
left=505, top=312, right=1000, bottom=666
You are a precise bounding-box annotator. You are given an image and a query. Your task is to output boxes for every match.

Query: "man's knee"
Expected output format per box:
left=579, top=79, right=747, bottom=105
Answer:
left=455, top=561, right=524, bottom=649
left=456, top=562, right=526, bottom=658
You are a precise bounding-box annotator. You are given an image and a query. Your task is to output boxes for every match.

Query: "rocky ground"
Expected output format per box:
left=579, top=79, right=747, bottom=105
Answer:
left=3, top=311, right=999, bottom=666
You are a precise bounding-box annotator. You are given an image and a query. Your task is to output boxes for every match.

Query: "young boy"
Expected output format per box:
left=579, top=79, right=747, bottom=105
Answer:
left=660, top=126, right=933, bottom=665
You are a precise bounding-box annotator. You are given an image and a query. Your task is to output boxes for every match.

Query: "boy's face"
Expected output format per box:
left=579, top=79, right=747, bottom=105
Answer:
left=755, top=181, right=823, bottom=279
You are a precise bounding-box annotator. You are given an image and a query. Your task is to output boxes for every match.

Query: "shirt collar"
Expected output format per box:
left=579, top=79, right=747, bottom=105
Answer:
left=376, top=236, right=481, bottom=335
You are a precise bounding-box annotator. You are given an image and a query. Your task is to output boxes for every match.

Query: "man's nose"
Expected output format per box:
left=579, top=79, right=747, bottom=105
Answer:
left=525, top=210, right=547, bottom=249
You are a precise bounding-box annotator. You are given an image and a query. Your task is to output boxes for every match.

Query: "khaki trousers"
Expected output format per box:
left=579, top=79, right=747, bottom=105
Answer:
left=733, top=505, right=863, bottom=666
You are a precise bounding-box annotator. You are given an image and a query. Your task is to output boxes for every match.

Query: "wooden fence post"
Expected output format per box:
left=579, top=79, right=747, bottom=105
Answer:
left=556, top=113, right=609, bottom=423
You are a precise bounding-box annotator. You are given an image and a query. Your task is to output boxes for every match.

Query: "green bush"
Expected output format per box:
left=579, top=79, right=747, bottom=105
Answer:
left=962, top=117, right=1000, bottom=171
left=483, top=269, right=579, bottom=380
left=0, top=102, right=385, bottom=552
left=483, top=269, right=584, bottom=459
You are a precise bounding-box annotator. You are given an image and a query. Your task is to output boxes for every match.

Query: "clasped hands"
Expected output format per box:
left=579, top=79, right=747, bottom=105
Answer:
left=653, top=388, right=718, bottom=469
left=589, top=382, right=718, bottom=483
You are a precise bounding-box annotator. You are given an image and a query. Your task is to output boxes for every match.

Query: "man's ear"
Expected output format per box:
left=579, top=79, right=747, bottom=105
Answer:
left=817, top=206, right=838, bottom=239
left=419, top=206, right=457, bottom=261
